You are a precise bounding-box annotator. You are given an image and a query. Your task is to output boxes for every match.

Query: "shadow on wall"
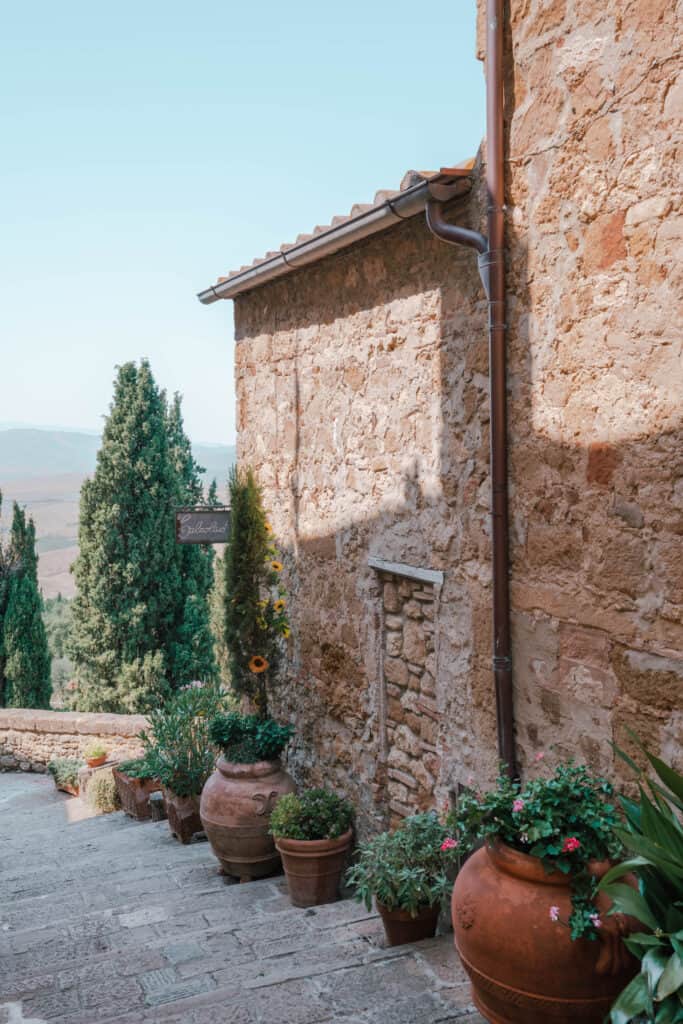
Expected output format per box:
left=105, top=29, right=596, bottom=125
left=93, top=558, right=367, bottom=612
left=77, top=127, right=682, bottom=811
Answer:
left=234, top=199, right=683, bottom=833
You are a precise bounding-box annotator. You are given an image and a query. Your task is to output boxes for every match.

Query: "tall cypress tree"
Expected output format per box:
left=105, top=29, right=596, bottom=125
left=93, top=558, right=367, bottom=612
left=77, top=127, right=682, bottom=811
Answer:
left=68, top=360, right=215, bottom=712
left=2, top=502, right=52, bottom=708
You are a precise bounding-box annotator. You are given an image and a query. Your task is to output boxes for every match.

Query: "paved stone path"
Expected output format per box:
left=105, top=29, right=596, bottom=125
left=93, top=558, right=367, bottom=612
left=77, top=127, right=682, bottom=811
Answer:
left=0, top=774, right=486, bottom=1024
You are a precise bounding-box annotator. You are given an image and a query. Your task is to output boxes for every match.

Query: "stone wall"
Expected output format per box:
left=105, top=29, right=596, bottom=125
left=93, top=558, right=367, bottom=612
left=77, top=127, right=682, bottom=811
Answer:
left=232, top=0, right=682, bottom=831
left=0, top=708, right=147, bottom=771
left=484, top=0, right=683, bottom=782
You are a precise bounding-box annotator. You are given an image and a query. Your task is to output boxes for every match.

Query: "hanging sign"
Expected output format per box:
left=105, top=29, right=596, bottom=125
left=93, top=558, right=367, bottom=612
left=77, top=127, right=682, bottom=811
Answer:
left=175, top=507, right=231, bottom=545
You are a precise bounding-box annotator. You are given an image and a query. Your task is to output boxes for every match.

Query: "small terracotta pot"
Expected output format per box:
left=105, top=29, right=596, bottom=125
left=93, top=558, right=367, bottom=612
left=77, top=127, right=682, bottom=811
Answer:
left=86, top=755, right=107, bottom=768
left=162, top=787, right=203, bottom=844
left=200, top=757, right=296, bottom=880
left=113, top=768, right=161, bottom=821
left=376, top=901, right=440, bottom=947
left=55, top=781, right=79, bottom=797
left=276, top=829, right=353, bottom=907
left=452, top=841, right=639, bottom=1024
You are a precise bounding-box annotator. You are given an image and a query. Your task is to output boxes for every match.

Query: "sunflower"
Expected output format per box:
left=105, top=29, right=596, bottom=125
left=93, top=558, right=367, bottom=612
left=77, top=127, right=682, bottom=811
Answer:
left=273, top=598, right=286, bottom=613
left=248, top=655, right=269, bottom=674
left=281, top=626, right=291, bottom=639
left=264, top=521, right=273, bottom=534
left=270, top=560, right=283, bottom=572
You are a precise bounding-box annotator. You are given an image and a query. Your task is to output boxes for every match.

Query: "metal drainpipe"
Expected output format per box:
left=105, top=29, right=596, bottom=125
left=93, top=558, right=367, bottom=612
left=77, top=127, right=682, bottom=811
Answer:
left=426, top=0, right=517, bottom=778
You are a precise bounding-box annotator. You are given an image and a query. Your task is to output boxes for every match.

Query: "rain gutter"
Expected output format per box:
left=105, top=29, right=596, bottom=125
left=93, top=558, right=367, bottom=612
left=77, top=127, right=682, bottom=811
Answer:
left=197, top=175, right=472, bottom=305
left=426, top=0, right=517, bottom=777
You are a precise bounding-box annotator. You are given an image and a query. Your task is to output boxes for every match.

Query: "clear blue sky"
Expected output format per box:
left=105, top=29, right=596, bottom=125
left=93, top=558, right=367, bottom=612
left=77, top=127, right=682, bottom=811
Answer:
left=0, top=1, right=484, bottom=445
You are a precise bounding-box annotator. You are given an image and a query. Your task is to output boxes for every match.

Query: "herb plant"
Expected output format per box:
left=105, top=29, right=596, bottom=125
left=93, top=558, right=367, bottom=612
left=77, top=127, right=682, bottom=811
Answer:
left=209, top=711, right=293, bottom=764
left=84, top=742, right=107, bottom=759
left=87, top=768, right=120, bottom=813
left=448, top=761, right=622, bottom=940
left=139, top=681, right=228, bottom=797
left=346, top=812, right=459, bottom=916
left=269, top=789, right=354, bottom=841
left=117, top=755, right=158, bottom=780
left=48, top=756, right=83, bottom=788
left=599, top=740, right=683, bottom=1024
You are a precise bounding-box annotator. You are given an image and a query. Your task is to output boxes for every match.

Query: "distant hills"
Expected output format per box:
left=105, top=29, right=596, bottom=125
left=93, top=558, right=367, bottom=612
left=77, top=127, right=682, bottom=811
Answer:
left=0, top=428, right=235, bottom=599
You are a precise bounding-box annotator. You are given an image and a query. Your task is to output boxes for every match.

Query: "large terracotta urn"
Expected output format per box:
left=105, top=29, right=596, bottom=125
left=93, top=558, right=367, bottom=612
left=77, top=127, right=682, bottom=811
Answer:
left=200, top=758, right=296, bottom=880
left=452, top=842, right=638, bottom=1024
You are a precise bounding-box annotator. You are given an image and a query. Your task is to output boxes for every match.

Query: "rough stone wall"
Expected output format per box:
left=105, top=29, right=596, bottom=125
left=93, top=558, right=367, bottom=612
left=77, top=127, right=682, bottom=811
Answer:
left=232, top=0, right=682, bottom=832
left=0, top=708, right=146, bottom=771
left=480, top=0, right=683, bottom=782
left=234, top=207, right=496, bottom=835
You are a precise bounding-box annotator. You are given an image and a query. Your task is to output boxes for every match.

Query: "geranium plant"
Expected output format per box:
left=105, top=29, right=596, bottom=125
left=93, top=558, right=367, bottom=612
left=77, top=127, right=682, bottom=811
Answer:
left=270, top=789, right=354, bottom=842
left=222, top=467, right=290, bottom=719
left=448, top=761, right=623, bottom=940
left=346, top=812, right=460, bottom=916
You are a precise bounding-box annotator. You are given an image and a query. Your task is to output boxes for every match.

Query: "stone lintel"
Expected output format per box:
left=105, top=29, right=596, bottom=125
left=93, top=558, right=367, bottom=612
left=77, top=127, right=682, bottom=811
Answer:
left=368, top=557, right=444, bottom=587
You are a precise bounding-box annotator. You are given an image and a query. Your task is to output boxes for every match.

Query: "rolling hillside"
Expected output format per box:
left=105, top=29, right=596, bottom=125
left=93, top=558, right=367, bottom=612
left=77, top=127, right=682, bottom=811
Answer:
left=0, top=428, right=235, bottom=598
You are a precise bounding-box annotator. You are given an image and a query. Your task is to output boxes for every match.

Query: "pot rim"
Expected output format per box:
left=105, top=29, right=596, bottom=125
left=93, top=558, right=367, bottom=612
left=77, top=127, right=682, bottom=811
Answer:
left=376, top=899, right=441, bottom=921
left=486, top=839, right=603, bottom=886
left=275, top=828, right=353, bottom=854
left=216, top=756, right=282, bottom=779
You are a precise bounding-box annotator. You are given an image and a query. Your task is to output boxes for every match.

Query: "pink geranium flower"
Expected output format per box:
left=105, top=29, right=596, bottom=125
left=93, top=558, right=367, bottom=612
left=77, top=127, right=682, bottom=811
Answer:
left=562, top=836, right=581, bottom=853
left=512, top=798, right=525, bottom=813
left=534, top=751, right=545, bottom=763
left=549, top=906, right=560, bottom=922
left=589, top=913, right=602, bottom=929
left=441, top=838, right=459, bottom=851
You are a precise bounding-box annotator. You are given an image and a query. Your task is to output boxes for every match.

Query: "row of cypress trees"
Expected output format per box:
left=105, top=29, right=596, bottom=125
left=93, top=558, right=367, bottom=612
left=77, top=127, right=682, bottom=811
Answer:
left=67, top=359, right=218, bottom=713
left=0, top=498, right=52, bottom=708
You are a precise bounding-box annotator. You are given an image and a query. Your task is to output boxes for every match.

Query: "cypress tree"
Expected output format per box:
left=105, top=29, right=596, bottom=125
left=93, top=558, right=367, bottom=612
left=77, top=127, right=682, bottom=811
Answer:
left=2, top=502, right=52, bottom=708
left=68, top=360, right=215, bottom=712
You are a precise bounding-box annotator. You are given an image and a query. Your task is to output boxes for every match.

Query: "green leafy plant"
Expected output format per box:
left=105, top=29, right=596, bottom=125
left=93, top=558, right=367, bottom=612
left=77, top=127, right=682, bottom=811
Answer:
left=84, top=742, right=107, bottom=759
left=223, top=467, right=290, bottom=718
left=117, top=755, right=158, bottom=780
left=139, top=681, right=228, bottom=797
left=346, top=812, right=459, bottom=916
left=448, top=761, right=622, bottom=940
left=209, top=711, right=293, bottom=764
left=270, top=789, right=354, bottom=841
left=47, top=756, right=83, bottom=788
left=87, top=768, right=121, bottom=813
left=599, top=740, right=683, bottom=1024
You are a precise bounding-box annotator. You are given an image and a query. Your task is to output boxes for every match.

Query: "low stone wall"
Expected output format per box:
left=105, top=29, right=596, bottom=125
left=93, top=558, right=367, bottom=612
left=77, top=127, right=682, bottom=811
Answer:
left=0, top=708, right=147, bottom=772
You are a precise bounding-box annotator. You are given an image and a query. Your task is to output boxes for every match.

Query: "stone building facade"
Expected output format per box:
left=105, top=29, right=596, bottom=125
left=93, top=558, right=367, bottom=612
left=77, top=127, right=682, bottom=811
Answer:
left=208, top=0, right=682, bottom=834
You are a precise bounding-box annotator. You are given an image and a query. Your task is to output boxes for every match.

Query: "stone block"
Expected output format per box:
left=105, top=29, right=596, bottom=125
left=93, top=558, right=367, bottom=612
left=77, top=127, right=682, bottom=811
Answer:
left=384, top=657, right=408, bottom=687
left=385, top=631, right=402, bottom=657
left=383, top=581, right=400, bottom=613
left=402, top=620, right=426, bottom=666
left=611, top=646, right=683, bottom=713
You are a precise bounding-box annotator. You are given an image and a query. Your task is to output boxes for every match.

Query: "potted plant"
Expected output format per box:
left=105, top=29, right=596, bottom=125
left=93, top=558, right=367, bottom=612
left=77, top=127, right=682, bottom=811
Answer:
left=113, top=754, right=162, bottom=821
left=47, top=756, right=83, bottom=796
left=346, top=812, right=459, bottom=946
left=448, top=761, right=639, bottom=1024
left=599, top=740, right=683, bottom=1024
left=201, top=712, right=295, bottom=879
left=140, top=681, right=228, bottom=843
left=84, top=742, right=107, bottom=768
left=269, top=788, right=354, bottom=907
left=86, top=767, right=121, bottom=814
left=200, top=467, right=296, bottom=880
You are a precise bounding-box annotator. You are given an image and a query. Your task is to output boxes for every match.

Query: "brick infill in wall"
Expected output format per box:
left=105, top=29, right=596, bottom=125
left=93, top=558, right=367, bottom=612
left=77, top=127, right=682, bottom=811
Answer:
left=0, top=708, right=148, bottom=773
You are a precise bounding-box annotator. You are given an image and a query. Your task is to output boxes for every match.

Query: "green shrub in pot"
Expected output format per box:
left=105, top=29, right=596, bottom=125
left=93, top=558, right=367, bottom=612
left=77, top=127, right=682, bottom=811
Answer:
left=269, top=789, right=353, bottom=842
left=48, top=757, right=83, bottom=790
left=599, top=740, right=683, bottom=1024
left=209, top=711, right=292, bottom=765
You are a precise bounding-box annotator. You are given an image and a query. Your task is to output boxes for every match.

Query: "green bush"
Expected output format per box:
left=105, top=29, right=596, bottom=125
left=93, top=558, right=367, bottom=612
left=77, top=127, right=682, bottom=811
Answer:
left=599, top=740, right=683, bottom=1024
left=270, top=789, right=354, bottom=841
left=87, top=768, right=120, bottom=813
left=47, top=756, right=83, bottom=788
left=448, top=762, right=622, bottom=940
left=346, top=812, right=459, bottom=916
left=139, top=681, right=229, bottom=797
left=117, top=755, right=158, bottom=780
left=209, top=711, right=292, bottom=764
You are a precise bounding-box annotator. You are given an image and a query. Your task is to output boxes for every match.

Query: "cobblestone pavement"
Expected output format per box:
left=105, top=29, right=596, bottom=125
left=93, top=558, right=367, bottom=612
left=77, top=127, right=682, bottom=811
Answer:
left=0, top=774, right=486, bottom=1024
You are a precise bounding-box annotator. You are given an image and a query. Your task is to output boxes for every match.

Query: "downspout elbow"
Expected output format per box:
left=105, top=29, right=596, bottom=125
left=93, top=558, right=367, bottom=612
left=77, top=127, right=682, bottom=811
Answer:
left=426, top=200, right=492, bottom=297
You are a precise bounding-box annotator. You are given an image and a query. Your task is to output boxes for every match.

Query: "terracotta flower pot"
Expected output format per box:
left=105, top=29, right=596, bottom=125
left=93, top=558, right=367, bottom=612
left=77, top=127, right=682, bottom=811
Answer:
left=275, top=829, right=353, bottom=907
left=452, top=841, right=638, bottom=1024
left=200, top=757, right=296, bottom=880
left=377, top=901, right=441, bottom=947
left=86, top=755, right=106, bottom=768
left=113, top=768, right=161, bottom=821
left=162, top=787, right=203, bottom=844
